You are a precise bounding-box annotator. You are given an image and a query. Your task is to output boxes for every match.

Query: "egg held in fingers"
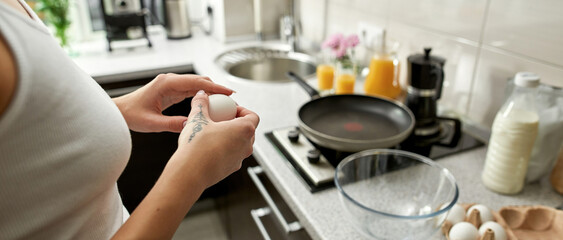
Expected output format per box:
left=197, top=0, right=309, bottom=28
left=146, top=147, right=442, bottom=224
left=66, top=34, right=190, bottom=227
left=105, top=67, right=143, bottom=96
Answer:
left=208, top=94, right=237, bottom=122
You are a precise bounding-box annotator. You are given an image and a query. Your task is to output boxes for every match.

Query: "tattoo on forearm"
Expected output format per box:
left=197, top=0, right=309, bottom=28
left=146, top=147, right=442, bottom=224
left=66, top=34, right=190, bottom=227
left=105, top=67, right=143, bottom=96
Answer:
left=188, top=104, right=208, bottom=143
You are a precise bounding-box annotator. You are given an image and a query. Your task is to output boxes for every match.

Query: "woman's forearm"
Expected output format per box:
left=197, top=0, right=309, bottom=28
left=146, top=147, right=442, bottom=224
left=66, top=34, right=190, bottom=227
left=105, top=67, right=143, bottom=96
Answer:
left=112, top=149, right=207, bottom=239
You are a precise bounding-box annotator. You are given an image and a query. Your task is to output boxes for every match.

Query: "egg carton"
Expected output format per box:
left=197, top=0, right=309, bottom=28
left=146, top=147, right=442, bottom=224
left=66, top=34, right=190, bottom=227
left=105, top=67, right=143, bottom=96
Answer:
left=442, top=203, right=563, bottom=240
left=498, top=205, right=563, bottom=239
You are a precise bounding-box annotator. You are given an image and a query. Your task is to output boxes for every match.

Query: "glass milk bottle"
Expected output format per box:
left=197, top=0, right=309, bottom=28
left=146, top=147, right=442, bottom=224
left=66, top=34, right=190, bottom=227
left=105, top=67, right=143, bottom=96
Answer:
left=482, top=72, right=540, bottom=194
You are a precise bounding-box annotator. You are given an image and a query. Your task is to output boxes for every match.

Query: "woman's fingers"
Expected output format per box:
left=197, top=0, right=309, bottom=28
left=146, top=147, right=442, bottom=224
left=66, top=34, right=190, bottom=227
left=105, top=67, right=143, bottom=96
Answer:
left=236, top=106, right=260, bottom=127
left=159, top=74, right=234, bottom=97
left=187, top=90, right=211, bottom=120
left=181, top=90, right=212, bottom=143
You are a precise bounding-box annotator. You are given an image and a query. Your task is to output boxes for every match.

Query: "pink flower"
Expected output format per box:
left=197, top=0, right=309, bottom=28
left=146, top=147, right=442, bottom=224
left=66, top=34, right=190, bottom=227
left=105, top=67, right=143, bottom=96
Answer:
left=322, top=33, right=344, bottom=50
left=345, top=34, right=359, bottom=48
left=335, top=45, right=347, bottom=58
left=322, top=33, right=360, bottom=60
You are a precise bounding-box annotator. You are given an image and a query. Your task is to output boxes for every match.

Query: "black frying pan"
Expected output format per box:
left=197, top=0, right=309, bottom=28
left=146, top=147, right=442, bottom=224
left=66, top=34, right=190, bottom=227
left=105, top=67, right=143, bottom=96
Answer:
left=287, top=71, right=415, bottom=152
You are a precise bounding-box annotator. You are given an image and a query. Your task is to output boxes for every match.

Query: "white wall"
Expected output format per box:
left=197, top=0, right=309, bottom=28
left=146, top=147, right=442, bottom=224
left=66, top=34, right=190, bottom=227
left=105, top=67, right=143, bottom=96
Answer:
left=210, top=0, right=290, bottom=42
left=300, top=0, right=563, bottom=129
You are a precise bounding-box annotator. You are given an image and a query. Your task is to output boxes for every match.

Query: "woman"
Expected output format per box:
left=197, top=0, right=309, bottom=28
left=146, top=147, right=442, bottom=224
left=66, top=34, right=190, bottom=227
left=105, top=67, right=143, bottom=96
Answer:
left=0, top=0, right=260, bottom=238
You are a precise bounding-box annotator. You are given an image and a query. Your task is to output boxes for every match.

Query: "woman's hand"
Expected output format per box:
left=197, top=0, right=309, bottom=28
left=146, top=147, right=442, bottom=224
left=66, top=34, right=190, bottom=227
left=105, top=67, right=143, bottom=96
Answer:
left=113, top=73, right=234, bottom=133
left=174, top=90, right=260, bottom=188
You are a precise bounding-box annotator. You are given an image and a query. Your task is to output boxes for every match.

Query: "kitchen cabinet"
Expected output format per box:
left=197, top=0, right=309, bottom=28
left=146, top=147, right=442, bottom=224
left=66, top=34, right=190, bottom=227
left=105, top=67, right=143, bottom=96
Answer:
left=216, top=157, right=311, bottom=240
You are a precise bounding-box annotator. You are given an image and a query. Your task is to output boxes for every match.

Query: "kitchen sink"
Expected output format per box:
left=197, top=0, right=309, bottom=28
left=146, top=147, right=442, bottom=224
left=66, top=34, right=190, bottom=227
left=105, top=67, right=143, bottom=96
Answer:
left=215, top=44, right=317, bottom=83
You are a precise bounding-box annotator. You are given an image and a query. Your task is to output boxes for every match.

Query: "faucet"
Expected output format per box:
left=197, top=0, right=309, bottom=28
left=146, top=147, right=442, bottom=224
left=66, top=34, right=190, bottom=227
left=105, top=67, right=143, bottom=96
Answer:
left=281, top=0, right=300, bottom=52
left=253, top=0, right=300, bottom=51
left=253, top=0, right=264, bottom=41
left=280, top=15, right=296, bottom=51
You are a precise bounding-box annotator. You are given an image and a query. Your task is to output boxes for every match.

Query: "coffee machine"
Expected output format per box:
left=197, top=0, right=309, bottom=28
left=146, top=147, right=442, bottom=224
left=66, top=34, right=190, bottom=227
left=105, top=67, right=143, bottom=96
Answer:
left=401, top=48, right=461, bottom=155
left=100, top=0, right=152, bottom=51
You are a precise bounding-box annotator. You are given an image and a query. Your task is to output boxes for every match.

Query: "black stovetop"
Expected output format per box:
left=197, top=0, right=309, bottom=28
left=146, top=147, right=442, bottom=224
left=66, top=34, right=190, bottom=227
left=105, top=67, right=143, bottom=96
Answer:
left=266, top=125, right=484, bottom=193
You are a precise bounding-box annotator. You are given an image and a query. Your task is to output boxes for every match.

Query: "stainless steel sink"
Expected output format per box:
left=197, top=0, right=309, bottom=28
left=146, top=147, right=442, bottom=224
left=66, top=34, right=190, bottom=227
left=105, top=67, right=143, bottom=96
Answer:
left=215, top=44, right=317, bottom=83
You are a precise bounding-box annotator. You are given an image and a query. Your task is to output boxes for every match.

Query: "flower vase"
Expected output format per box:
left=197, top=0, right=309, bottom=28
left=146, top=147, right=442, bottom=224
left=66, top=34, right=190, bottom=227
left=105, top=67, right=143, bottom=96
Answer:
left=320, top=33, right=360, bottom=94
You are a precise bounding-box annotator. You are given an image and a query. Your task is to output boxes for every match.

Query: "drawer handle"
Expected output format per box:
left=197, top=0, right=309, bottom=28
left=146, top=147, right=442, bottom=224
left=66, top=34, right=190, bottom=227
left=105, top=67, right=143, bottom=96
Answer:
left=251, top=207, right=273, bottom=240
left=247, top=166, right=303, bottom=234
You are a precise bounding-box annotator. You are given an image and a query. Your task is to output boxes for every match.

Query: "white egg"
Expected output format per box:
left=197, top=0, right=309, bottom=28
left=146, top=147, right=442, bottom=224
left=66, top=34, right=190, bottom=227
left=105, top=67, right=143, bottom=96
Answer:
left=437, top=203, right=466, bottom=226
left=449, top=222, right=479, bottom=240
left=446, top=204, right=467, bottom=224
left=467, top=204, right=494, bottom=223
left=479, top=221, right=507, bottom=240
left=208, top=94, right=237, bottom=122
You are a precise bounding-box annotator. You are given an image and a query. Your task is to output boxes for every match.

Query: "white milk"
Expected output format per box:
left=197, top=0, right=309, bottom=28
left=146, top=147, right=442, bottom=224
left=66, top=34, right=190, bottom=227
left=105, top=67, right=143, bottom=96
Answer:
left=482, top=109, right=539, bottom=194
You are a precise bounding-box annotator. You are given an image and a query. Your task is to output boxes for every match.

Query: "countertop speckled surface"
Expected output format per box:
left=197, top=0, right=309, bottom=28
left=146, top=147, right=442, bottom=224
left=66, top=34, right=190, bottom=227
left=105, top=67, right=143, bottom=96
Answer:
left=73, top=28, right=563, bottom=240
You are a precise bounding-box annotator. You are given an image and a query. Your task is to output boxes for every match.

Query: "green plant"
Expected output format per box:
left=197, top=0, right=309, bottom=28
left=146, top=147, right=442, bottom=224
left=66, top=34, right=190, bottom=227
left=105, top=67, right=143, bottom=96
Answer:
left=35, top=0, right=71, bottom=47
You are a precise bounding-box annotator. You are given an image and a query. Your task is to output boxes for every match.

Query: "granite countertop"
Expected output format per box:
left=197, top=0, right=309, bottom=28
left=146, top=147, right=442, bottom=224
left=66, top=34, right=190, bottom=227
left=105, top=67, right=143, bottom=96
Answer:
left=73, top=28, right=563, bottom=240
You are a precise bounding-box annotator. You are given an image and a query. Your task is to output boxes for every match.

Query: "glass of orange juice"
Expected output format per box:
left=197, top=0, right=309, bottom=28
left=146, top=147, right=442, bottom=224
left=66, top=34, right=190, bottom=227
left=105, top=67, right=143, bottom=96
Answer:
left=317, top=64, right=335, bottom=95
left=335, top=60, right=356, bottom=94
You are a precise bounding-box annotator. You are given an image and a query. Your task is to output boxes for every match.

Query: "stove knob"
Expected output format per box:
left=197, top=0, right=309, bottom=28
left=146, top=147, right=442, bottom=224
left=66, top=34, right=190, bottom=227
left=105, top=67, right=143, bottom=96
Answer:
left=307, top=149, right=321, bottom=164
left=288, top=129, right=300, bottom=143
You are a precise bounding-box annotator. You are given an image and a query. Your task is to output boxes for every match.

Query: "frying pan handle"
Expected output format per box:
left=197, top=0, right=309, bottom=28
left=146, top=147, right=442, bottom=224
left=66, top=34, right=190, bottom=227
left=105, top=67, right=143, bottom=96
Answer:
left=286, top=71, right=321, bottom=99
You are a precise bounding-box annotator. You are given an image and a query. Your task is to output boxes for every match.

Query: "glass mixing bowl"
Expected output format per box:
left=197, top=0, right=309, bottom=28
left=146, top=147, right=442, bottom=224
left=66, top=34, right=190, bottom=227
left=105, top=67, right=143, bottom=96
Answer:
left=334, top=149, right=459, bottom=239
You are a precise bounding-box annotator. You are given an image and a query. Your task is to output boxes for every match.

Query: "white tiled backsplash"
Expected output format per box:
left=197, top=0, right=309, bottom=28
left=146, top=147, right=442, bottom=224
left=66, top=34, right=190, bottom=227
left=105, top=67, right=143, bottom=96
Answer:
left=300, top=0, right=563, bottom=129
left=208, top=0, right=290, bottom=42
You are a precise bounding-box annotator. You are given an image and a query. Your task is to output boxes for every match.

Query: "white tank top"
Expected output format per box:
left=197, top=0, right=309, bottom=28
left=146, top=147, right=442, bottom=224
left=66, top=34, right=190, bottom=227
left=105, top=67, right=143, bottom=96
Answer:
left=0, top=1, right=132, bottom=239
